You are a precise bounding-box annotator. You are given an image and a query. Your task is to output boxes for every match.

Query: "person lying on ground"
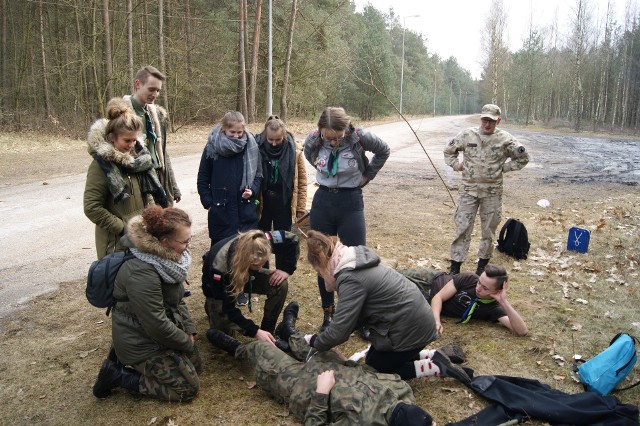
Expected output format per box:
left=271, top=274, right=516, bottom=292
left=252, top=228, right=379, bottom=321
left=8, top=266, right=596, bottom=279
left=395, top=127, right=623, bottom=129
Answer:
left=206, top=313, right=442, bottom=426
left=398, top=265, right=528, bottom=337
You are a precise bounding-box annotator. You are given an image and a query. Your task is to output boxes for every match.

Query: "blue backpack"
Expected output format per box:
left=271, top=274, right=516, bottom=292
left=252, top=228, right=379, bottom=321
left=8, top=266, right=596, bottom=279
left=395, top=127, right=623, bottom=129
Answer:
left=574, top=333, right=640, bottom=396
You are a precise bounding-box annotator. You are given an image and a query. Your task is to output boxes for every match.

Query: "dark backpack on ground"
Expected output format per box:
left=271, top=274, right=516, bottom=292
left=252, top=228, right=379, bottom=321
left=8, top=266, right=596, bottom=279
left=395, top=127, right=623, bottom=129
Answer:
left=573, top=333, right=640, bottom=396
left=496, top=218, right=530, bottom=260
left=86, top=250, right=135, bottom=315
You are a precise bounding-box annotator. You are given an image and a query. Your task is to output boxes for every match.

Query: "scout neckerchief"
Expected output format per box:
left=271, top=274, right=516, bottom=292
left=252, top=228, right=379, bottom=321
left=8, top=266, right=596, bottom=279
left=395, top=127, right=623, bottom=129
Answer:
left=458, top=297, right=495, bottom=324
left=326, top=146, right=339, bottom=177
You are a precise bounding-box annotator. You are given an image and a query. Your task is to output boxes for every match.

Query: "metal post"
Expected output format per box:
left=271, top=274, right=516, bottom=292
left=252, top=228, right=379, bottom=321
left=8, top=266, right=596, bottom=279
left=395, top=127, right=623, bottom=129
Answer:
left=267, top=0, right=273, bottom=116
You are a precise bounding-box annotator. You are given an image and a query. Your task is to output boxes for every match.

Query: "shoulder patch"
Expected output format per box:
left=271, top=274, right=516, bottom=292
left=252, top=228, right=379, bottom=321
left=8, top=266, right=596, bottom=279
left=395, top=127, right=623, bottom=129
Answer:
left=517, top=146, right=526, bottom=154
left=448, top=139, right=455, bottom=146
left=268, top=231, right=284, bottom=244
left=312, top=129, right=319, bottom=137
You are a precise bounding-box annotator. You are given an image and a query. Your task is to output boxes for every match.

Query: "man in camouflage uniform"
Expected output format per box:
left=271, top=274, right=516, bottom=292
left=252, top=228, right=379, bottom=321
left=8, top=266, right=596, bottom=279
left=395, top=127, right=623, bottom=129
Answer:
left=206, top=329, right=433, bottom=425
left=443, top=104, right=529, bottom=276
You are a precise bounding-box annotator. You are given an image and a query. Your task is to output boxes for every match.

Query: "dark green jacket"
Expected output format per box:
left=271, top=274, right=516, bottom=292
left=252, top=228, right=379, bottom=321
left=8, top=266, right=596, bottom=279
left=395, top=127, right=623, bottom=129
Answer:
left=111, top=216, right=196, bottom=365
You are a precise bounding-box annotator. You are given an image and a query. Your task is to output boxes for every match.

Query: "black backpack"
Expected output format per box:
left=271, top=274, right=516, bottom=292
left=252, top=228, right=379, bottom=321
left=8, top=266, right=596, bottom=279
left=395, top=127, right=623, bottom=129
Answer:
left=86, top=250, right=135, bottom=315
left=497, top=218, right=530, bottom=260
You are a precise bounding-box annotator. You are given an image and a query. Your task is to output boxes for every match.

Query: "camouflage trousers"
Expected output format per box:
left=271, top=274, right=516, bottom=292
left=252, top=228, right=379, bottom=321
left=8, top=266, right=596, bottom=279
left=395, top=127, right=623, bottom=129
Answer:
left=205, top=274, right=288, bottom=335
left=451, top=193, right=502, bottom=262
left=235, top=334, right=415, bottom=423
left=132, top=346, right=201, bottom=402
left=396, top=268, right=444, bottom=301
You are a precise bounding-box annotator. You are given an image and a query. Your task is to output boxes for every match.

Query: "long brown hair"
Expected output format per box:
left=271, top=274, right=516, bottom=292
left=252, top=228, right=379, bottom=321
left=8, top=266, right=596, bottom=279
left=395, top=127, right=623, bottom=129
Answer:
left=229, top=230, right=271, bottom=297
left=306, top=230, right=338, bottom=271
left=317, top=107, right=351, bottom=132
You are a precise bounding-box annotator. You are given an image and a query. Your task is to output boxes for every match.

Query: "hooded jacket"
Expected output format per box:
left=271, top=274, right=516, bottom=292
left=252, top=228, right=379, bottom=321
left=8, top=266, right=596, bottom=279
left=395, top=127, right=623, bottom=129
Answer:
left=83, top=118, right=149, bottom=259
left=111, top=215, right=196, bottom=366
left=312, top=246, right=437, bottom=352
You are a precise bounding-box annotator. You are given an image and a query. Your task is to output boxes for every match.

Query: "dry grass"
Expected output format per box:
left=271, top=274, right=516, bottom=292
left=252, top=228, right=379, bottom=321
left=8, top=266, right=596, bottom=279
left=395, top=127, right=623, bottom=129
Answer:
left=1, top=121, right=639, bottom=425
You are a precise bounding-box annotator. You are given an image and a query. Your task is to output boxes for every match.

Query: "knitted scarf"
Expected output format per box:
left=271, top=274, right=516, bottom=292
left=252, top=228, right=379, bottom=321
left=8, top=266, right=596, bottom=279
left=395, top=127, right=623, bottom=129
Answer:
left=260, top=135, right=294, bottom=205
left=204, top=125, right=262, bottom=191
left=130, top=247, right=192, bottom=284
left=93, top=141, right=168, bottom=207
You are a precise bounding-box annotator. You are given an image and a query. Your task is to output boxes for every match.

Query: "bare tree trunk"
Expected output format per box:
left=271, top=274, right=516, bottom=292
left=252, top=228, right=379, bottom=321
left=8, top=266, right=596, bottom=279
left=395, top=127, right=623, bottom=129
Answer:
left=1, top=0, right=6, bottom=114
left=248, top=0, right=262, bottom=123
left=92, top=2, right=104, bottom=116
left=185, top=0, right=192, bottom=81
left=38, top=1, right=51, bottom=119
left=158, top=0, right=170, bottom=113
left=280, top=0, right=297, bottom=121
left=73, top=0, right=89, bottom=119
left=127, top=0, right=134, bottom=92
left=237, top=0, right=248, bottom=116
left=481, top=0, right=508, bottom=104
left=102, top=0, right=113, bottom=101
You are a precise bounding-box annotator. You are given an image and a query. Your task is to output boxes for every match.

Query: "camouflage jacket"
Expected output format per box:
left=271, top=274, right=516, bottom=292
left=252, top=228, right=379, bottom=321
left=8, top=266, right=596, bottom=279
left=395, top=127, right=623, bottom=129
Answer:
left=443, top=127, right=529, bottom=197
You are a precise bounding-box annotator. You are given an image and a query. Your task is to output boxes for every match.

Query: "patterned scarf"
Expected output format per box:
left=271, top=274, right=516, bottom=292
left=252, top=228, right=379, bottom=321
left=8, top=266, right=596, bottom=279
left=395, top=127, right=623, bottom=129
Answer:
left=93, top=141, right=167, bottom=207
left=204, top=125, right=262, bottom=191
left=130, top=247, right=192, bottom=284
left=259, top=135, right=294, bottom=204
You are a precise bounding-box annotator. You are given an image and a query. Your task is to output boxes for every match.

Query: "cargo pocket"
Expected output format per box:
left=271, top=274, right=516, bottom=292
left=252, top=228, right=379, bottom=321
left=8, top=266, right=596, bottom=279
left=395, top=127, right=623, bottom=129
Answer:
left=208, top=188, right=230, bottom=235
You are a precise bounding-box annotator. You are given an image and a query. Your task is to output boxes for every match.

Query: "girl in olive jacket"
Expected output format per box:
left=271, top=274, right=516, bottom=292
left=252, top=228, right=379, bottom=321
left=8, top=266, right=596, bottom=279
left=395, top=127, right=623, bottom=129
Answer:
left=92, top=205, right=200, bottom=401
left=84, top=98, right=166, bottom=259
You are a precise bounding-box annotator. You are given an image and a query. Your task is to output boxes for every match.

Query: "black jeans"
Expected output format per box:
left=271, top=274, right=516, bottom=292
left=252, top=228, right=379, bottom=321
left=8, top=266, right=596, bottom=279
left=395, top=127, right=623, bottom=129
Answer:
left=365, top=346, right=422, bottom=380
left=309, top=187, right=366, bottom=307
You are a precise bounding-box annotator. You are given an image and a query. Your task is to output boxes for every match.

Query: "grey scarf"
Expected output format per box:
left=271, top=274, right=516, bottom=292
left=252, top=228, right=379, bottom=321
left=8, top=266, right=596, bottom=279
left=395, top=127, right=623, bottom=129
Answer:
left=130, top=248, right=192, bottom=284
left=204, top=124, right=262, bottom=190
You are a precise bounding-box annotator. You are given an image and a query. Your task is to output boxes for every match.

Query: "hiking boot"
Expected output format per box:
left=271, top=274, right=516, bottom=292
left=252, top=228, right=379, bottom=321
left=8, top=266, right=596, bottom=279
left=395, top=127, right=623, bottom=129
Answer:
left=476, top=258, right=490, bottom=276
left=437, top=344, right=466, bottom=364
left=93, top=359, right=141, bottom=398
left=206, top=328, right=241, bottom=356
left=431, top=349, right=471, bottom=384
left=449, top=260, right=462, bottom=275
left=275, top=339, right=291, bottom=352
left=236, top=293, right=249, bottom=307
left=275, top=301, right=299, bottom=342
left=183, top=288, right=192, bottom=298
left=319, top=304, right=334, bottom=333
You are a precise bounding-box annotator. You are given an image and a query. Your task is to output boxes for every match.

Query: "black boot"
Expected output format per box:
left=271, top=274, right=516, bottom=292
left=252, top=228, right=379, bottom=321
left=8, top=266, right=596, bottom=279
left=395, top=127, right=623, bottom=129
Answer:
left=275, top=301, right=299, bottom=342
left=93, top=359, right=141, bottom=398
left=358, top=326, right=371, bottom=341
left=206, top=328, right=241, bottom=356
left=476, top=258, right=490, bottom=276
left=319, top=304, right=334, bottom=333
left=449, top=260, right=462, bottom=275
left=431, top=350, right=471, bottom=384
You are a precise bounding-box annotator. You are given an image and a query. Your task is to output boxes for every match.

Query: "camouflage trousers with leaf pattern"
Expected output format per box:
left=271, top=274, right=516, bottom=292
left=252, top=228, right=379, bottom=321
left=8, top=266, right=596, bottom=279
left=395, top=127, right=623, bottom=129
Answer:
left=132, top=345, right=201, bottom=402
left=451, top=193, right=502, bottom=262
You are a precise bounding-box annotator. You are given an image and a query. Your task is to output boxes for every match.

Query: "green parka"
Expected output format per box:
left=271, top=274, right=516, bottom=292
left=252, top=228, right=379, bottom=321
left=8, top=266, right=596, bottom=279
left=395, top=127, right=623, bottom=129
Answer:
left=111, top=215, right=196, bottom=366
left=83, top=118, right=149, bottom=259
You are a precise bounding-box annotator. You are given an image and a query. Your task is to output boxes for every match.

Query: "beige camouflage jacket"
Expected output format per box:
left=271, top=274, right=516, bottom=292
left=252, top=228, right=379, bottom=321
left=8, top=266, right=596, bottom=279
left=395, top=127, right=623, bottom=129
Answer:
left=443, top=127, right=529, bottom=197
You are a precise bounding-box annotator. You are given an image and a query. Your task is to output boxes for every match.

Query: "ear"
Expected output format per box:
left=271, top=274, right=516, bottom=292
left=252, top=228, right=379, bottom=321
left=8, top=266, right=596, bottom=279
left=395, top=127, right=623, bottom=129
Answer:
left=496, top=117, right=502, bottom=125
left=502, top=280, right=509, bottom=291
left=134, top=79, right=141, bottom=91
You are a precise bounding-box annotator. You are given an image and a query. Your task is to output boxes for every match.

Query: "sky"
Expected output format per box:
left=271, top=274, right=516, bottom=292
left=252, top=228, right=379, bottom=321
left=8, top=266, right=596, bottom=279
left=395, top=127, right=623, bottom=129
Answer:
left=353, top=0, right=631, bottom=79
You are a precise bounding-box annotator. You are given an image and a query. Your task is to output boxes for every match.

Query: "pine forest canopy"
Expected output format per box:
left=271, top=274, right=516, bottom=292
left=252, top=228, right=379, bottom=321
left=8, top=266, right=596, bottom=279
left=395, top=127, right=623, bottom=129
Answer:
left=1, top=0, right=639, bottom=134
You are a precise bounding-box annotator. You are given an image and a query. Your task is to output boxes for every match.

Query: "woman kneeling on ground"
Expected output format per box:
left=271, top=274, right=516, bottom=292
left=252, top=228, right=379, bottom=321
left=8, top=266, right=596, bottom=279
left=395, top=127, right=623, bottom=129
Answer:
left=92, top=205, right=201, bottom=401
left=303, top=230, right=470, bottom=383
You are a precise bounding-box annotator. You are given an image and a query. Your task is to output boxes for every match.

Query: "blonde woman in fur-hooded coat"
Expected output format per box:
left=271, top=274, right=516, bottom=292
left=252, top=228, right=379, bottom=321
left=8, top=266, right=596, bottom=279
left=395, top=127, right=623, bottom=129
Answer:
left=84, top=98, right=167, bottom=259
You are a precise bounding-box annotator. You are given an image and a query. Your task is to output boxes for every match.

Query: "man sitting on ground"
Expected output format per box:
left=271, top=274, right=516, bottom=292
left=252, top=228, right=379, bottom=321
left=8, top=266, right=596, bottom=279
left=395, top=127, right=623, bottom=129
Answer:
left=399, top=264, right=528, bottom=337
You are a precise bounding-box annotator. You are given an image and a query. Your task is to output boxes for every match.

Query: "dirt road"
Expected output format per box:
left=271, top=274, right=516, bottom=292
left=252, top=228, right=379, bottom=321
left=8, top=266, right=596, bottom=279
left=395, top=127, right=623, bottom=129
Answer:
left=0, top=115, right=638, bottom=318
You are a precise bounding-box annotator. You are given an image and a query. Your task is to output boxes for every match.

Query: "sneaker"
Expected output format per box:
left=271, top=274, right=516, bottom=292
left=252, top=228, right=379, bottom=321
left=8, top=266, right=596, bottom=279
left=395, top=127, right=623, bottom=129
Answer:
left=236, top=293, right=249, bottom=307
left=431, top=349, right=471, bottom=384
left=206, top=328, right=241, bottom=356
left=437, top=344, right=466, bottom=364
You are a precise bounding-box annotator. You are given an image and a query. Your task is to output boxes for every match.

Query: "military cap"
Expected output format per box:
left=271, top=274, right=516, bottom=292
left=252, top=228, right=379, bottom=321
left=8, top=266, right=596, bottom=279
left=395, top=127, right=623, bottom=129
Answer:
left=480, top=104, right=501, bottom=121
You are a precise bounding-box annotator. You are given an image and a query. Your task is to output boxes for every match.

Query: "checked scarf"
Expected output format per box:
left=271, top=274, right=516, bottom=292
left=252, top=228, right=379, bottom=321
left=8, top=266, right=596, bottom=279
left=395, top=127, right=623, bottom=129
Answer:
left=130, top=248, right=192, bottom=284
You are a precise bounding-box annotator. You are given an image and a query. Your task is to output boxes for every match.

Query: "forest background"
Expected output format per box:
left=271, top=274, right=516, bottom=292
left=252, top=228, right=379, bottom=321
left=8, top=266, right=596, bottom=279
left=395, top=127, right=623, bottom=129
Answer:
left=2, top=0, right=640, bottom=135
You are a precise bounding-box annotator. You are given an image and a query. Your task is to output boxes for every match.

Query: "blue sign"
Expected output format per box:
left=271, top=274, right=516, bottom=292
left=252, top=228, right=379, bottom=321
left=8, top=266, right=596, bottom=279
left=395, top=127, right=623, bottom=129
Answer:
left=567, top=227, right=590, bottom=253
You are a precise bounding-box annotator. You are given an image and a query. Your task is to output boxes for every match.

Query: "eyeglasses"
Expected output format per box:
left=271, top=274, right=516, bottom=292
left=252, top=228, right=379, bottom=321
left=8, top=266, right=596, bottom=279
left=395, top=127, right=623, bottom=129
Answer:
left=321, top=132, right=345, bottom=144
left=173, top=236, right=192, bottom=246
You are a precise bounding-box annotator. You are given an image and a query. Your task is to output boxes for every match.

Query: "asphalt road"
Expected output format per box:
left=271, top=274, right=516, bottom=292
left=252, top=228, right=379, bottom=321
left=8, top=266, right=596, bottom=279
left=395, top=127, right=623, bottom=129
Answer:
left=1, top=115, right=637, bottom=318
